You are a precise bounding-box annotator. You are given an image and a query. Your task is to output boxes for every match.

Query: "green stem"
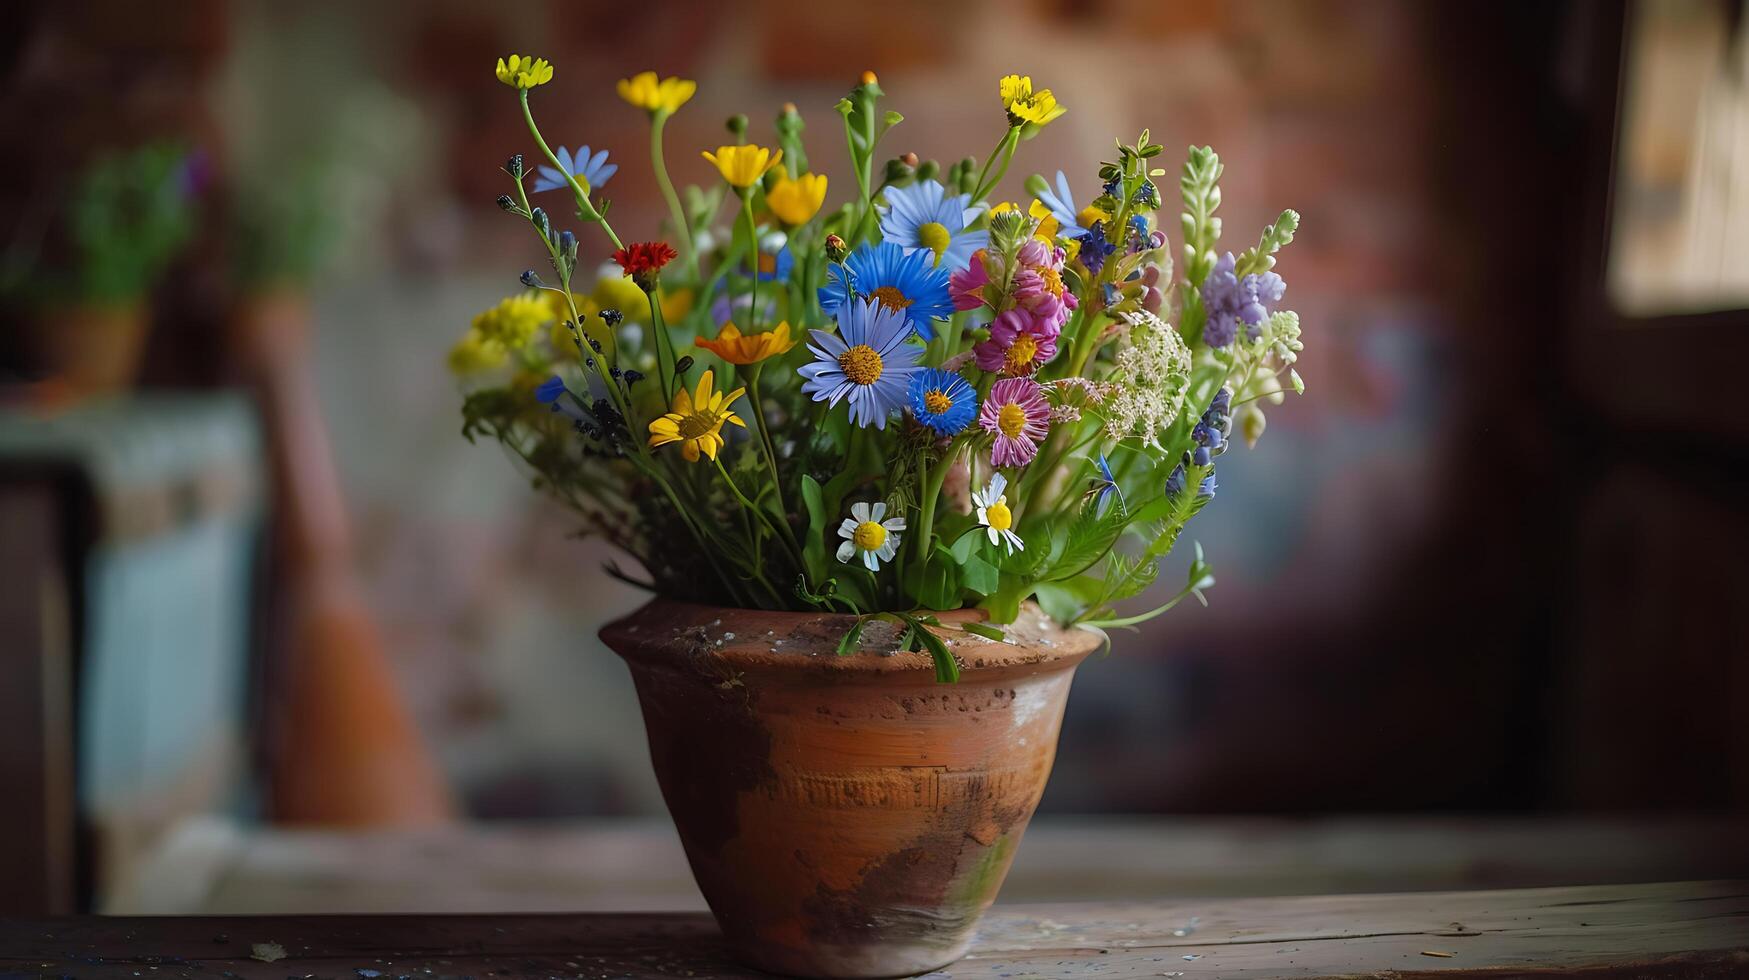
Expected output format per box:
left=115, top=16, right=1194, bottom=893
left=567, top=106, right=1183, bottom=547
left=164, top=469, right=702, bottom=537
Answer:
left=970, top=127, right=1020, bottom=204
left=712, top=456, right=786, bottom=602
left=741, top=192, right=760, bottom=332
left=520, top=90, right=623, bottom=251
left=746, top=363, right=789, bottom=526
left=910, top=441, right=957, bottom=591
left=646, top=284, right=679, bottom=401
left=649, top=110, right=698, bottom=281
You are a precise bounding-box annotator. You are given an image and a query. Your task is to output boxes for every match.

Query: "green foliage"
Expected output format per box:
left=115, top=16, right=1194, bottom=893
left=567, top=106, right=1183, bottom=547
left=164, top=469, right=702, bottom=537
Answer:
left=1236, top=209, right=1300, bottom=277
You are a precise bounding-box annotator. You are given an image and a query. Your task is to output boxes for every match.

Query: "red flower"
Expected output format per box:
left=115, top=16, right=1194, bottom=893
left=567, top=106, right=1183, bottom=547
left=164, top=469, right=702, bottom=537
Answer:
left=613, top=241, right=678, bottom=281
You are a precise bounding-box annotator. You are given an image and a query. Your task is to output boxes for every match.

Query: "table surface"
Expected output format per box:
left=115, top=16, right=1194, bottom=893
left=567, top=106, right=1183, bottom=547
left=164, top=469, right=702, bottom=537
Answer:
left=103, top=814, right=1749, bottom=915
left=7, top=879, right=1747, bottom=979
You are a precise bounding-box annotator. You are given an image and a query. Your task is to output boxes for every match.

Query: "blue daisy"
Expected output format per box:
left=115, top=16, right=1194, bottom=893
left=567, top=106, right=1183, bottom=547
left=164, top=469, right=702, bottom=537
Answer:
left=798, top=297, right=921, bottom=429
left=878, top=180, right=987, bottom=272
left=1036, top=170, right=1088, bottom=237
left=534, top=145, right=618, bottom=194
left=907, top=368, right=978, bottom=436
left=819, top=241, right=954, bottom=341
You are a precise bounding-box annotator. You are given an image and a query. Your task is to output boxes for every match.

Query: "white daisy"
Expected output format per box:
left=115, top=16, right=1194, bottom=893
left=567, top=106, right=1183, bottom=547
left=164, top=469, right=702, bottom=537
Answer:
left=836, top=500, right=906, bottom=571
left=971, top=473, right=1024, bottom=554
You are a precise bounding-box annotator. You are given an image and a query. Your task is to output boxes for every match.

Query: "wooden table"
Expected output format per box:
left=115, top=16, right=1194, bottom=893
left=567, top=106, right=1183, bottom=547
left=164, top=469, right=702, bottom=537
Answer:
left=102, top=815, right=1749, bottom=915
left=5, top=880, right=1745, bottom=978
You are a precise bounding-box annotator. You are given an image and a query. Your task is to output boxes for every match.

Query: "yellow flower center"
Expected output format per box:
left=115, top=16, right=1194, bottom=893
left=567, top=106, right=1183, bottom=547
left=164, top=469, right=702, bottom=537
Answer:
left=923, top=389, right=954, bottom=415
left=997, top=402, right=1028, bottom=439
left=1039, top=265, right=1064, bottom=296
left=985, top=498, right=1013, bottom=531
left=868, top=286, right=914, bottom=313
left=852, top=520, right=887, bottom=551
left=838, top=344, right=884, bottom=385
left=678, top=410, right=720, bottom=439
left=1004, top=335, right=1039, bottom=375
left=917, top=222, right=952, bottom=265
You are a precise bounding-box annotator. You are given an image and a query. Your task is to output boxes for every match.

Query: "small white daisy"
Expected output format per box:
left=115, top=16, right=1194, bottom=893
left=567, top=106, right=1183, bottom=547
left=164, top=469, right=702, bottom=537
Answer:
left=836, top=500, right=906, bottom=571
left=972, top=473, right=1024, bottom=554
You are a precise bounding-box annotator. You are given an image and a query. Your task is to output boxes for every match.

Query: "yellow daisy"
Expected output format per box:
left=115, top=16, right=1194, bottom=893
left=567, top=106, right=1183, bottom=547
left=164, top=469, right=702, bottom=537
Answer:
left=496, top=54, right=554, bottom=90
left=702, top=144, right=783, bottom=189
left=694, top=321, right=798, bottom=365
left=617, top=71, right=697, bottom=114
left=647, top=369, right=747, bottom=462
left=998, top=73, right=1066, bottom=128
left=765, top=172, right=829, bottom=226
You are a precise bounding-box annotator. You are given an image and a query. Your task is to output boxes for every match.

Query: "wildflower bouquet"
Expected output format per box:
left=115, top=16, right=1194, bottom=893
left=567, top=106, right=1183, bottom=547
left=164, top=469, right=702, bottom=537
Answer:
left=455, top=59, right=1304, bottom=681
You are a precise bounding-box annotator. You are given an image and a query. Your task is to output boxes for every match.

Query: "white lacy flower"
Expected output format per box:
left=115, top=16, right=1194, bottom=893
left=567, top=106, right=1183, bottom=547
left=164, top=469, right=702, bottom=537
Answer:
left=1101, top=310, right=1191, bottom=447
left=836, top=500, right=905, bottom=571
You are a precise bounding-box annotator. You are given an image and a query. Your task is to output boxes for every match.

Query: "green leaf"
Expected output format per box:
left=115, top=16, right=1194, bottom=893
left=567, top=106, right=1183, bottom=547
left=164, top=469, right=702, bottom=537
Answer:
left=1035, top=575, right=1105, bottom=625
left=913, top=552, right=964, bottom=611
left=959, top=622, right=1005, bottom=642
left=836, top=617, right=867, bottom=656
left=895, top=612, right=959, bottom=684
left=799, top=475, right=828, bottom=585
left=978, top=573, right=1030, bottom=625
left=1044, top=501, right=1130, bottom=582
left=961, top=553, right=1000, bottom=597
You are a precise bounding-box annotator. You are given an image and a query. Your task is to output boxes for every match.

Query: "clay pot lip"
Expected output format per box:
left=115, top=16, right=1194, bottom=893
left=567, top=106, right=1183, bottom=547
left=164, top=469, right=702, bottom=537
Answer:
left=601, top=597, right=1103, bottom=677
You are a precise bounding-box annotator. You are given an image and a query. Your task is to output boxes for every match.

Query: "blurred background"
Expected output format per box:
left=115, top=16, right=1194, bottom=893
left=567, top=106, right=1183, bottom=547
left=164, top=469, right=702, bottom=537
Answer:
left=3, top=0, right=1747, bottom=916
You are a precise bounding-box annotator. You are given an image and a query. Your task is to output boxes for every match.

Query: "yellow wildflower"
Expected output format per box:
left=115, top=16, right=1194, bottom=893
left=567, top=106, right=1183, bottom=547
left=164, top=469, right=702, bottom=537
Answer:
left=765, top=172, right=828, bottom=226
left=496, top=54, right=554, bottom=90
left=647, top=369, right=746, bottom=462
left=661, top=286, right=695, bottom=324
left=472, top=293, right=550, bottom=351
left=694, top=321, right=798, bottom=365
left=592, top=275, right=650, bottom=321
left=617, top=71, right=697, bottom=114
left=702, top=144, right=783, bottom=189
left=448, top=330, right=507, bottom=375
left=998, top=74, right=1066, bottom=128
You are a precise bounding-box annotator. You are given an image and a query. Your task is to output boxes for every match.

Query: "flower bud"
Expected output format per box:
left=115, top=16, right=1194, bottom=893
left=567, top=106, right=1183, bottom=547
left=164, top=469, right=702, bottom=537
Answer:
left=558, top=229, right=577, bottom=258
left=530, top=206, right=550, bottom=241
left=824, top=234, right=848, bottom=263
left=674, top=355, right=695, bottom=376
left=506, top=154, right=524, bottom=179
left=914, top=160, right=939, bottom=182
left=1241, top=405, right=1266, bottom=448
left=726, top=114, right=749, bottom=139
left=520, top=269, right=544, bottom=287
left=900, top=152, right=918, bottom=168
left=496, top=194, right=517, bottom=212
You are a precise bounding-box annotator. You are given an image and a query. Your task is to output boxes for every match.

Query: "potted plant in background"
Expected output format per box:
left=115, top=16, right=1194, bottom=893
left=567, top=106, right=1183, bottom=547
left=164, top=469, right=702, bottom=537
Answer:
left=453, top=56, right=1305, bottom=978
left=2, top=143, right=199, bottom=393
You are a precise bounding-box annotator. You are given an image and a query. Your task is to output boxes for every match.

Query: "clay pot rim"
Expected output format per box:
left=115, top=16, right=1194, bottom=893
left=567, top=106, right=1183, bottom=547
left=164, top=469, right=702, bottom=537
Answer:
left=601, top=597, right=1104, bottom=677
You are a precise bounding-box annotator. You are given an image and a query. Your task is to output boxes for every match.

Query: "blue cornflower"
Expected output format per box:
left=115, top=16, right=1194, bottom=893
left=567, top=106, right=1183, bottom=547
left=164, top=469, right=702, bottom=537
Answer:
left=907, top=368, right=978, bottom=436
left=798, top=297, right=922, bottom=429
left=1036, top=170, right=1089, bottom=237
left=535, top=374, right=566, bottom=403
left=1091, top=452, right=1125, bottom=516
left=879, top=180, right=987, bottom=271
left=534, top=146, right=618, bottom=194
left=1201, top=252, right=1286, bottom=348
left=819, top=241, right=954, bottom=341
left=1077, top=220, right=1115, bottom=275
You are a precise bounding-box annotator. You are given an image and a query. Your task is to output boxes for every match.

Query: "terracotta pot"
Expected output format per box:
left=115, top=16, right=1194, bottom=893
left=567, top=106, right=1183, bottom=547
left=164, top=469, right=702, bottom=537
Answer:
left=32, top=302, right=150, bottom=394
left=600, top=599, right=1101, bottom=978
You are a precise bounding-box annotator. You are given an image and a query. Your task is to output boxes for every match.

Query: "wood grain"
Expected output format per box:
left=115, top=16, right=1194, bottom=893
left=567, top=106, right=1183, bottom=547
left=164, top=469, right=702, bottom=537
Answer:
left=10, top=880, right=1746, bottom=979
